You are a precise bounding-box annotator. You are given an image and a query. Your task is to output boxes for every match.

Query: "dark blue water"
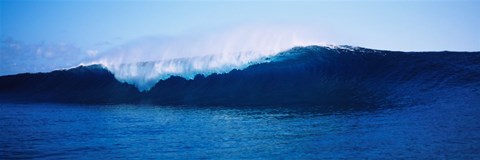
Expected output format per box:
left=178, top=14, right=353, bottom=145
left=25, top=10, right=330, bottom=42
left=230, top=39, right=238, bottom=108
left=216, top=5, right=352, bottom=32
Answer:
left=2, top=46, right=480, bottom=159
left=2, top=101, right=479, bottom=159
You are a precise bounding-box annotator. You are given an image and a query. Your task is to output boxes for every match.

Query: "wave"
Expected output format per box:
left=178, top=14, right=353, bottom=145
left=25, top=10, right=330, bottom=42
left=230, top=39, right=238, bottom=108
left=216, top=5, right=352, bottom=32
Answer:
left=97, top=45, right=361, bottom=91
left=1, top=45, right=479, bottom=107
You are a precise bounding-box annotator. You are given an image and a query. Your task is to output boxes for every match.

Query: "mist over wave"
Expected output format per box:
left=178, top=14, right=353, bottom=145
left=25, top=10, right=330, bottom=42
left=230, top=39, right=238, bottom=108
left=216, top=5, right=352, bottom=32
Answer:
left=92, top=26, right=326, bottom=91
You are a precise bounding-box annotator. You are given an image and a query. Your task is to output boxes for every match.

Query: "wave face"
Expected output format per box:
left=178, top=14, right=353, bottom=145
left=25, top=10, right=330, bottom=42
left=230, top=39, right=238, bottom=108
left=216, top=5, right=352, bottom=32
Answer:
left=1, top=45, right=480, bottom=107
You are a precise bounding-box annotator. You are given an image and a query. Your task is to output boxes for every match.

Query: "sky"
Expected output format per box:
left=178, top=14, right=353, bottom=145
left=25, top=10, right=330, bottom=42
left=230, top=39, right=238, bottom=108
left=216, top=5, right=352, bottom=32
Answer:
left=1, top=0, right=480, bottom=76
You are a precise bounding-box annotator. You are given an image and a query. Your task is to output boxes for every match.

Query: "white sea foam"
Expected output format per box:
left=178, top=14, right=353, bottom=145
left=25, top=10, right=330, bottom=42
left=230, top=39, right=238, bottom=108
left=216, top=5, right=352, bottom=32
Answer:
left=92, top=25, right=326, bottom=91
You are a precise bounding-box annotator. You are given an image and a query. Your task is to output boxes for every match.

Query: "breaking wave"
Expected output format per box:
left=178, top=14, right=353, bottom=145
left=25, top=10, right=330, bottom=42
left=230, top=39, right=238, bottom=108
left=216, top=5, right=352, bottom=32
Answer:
left=92, top=26, right=327, bottom=91
left=2, top=45, right=479, bottom=107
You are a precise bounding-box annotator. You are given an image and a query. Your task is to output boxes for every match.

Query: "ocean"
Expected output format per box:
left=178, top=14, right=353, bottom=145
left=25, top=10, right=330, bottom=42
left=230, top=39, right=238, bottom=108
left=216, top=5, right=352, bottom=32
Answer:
left=2, top=46, right=480, bottom=159
left=2, top=102, right=479, bottom=159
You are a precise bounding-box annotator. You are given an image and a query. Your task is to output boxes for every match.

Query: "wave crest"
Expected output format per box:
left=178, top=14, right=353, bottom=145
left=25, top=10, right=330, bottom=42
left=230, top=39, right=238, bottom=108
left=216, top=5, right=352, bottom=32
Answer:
left=100, top=52, right=276, bottom=91
left=93, top=26, right=326, bottom=91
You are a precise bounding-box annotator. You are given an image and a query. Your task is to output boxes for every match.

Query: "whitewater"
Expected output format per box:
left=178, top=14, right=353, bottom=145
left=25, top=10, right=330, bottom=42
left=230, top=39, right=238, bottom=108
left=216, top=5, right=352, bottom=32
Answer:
left=90, top=26, right=328, bottom=91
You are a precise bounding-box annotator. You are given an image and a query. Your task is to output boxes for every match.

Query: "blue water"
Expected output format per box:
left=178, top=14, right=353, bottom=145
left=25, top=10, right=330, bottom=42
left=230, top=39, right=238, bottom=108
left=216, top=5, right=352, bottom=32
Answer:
left=1, top=102, right=479, bottom=159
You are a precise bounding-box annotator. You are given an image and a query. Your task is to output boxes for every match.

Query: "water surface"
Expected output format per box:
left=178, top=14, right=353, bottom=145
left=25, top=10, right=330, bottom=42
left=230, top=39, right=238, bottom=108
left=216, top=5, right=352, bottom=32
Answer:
left=1, top=103, right=479, bottom=159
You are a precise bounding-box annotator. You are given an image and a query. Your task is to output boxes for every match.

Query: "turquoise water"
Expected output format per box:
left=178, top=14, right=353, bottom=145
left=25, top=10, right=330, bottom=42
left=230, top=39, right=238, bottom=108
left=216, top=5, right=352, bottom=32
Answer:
left=1, top=102, right=479, bottom=159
